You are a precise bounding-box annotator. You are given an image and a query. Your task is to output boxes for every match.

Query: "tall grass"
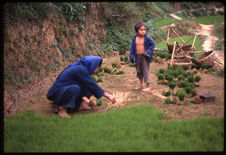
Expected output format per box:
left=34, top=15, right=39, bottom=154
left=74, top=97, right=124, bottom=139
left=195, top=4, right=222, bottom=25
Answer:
left=4, top=104, right=223, bottom=152
left=153, top=18, right=181, bottom=27
left=156, top=36, right=202, bottom=51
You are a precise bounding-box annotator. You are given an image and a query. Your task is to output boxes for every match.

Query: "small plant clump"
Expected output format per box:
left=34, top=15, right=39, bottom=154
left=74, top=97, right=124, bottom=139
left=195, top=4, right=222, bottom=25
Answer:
left=176, top=89, right=186, bottom=101
left=188, top=75, right=195, bottom=83
left=159, top=68, right=165, bottom=74
left=96, top=77, right=103, bottom=82
left=103, top=66, right=111, bottom=73
left=117, top=70, right=125, bottom=75
left=166, top=75, right=174, bottom=82
left=128, top=63, right=136, bottom=67
left=185, top=86, right=192, bottom=94
left=169, top=81, right=177, bottom=89
left=195, top=75, right=201, bottom=82
left=178, top=75, right=185, bottom=81
left=157, top=73, right=164, bottom=80
left=120, top=56, right=125, bottom=62
left=112, top=62, right=117, bottom=68
left=164, top=97, right=171, bottom=104
left=163, top=90, right=171, bottom=96
left=96, top=98, right=103, bottom=106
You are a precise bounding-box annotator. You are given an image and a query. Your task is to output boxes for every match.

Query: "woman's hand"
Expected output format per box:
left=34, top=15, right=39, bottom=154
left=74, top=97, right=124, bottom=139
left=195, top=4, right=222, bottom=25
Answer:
left=104, top=92, right=116, bottom=103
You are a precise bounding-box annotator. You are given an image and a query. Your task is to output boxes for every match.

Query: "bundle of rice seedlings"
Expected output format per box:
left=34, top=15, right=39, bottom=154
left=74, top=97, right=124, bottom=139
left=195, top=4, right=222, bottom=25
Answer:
left=110, top=91, right=129, bottom=108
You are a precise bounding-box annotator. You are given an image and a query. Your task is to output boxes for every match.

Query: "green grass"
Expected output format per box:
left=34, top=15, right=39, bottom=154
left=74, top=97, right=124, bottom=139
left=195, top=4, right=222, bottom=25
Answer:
left=4, top=105, right=224, bottom=152
left=156, top=36, right=202, bottom=51
left=193, top=15, right=224, bottom=25
left=153, top=18, right=181, bottom=27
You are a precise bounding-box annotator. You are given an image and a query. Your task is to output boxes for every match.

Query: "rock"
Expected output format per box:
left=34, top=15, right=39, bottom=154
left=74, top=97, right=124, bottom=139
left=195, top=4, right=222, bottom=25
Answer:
left=194, top=96, right=202, bottom=104
left=191, top=89, right=197, bottom=96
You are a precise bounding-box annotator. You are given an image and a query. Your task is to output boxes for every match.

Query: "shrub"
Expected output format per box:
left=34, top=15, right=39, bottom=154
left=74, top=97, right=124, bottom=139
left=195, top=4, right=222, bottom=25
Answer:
left=188, top=75, right=195, bottom=83
left=120, top=56, right=125, bottom=62
left=124, top=56, right=128, bottom=61
left=172, top=70, right=179, bottom=78
left=195, top=75, right=201, bottom=82
left=178, top=75, right=185, bottom=81
left=103, top=67, right=111, bottom=73
left=201, top=64, right=208, bottom=69
left=181, top=81, right=194, bottom=89
left=176, top=89, right=186, bottom=101
left=169, top=81, right=177, bottom=89
left=167, top=65, right=174, bottom=70
left=166, top=75, right=174, bottom=82
left=117, top=70, right=125, bottom=75
left=163, top=90, right=171, bottom=96
left=164, top=97, right=171, bottom=104
left=167, top=53, right=171, bottom=59
left=183, top=65, right=189, bottom=70
left=182, top=71, right=190, bottom=78
left=159, top=68, right=165, bottom=74
left=157, top=73, right=164, bottom=80
left=128, top=63, right=135, bottom=67
left=112, top=62, right=117, bottom=68
left=96, top=98, right=103, bottom=106
left=185, top=86, right=192, bottom=94
left=97, top=77, right=103, bottom=82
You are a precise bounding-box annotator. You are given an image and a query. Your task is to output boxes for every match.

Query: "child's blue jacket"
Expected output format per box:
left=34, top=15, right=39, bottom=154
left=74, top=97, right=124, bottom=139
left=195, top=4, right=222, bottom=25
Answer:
left=46, top=56, right=104, bottom=111
left=129, top=35, right=155, bottom=64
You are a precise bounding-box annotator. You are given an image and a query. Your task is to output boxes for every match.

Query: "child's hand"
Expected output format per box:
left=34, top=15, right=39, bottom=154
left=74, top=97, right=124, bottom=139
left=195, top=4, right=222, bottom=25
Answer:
left=108, top=94, right=116, bottom=103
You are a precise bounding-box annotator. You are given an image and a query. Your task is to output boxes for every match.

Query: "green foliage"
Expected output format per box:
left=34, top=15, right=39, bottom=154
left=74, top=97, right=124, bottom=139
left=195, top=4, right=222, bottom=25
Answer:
left=96, top=98, right=103, bottom=106
left=128, top=63, right=135, bottom=67
left=181, top=81, right=195, bottom=89
left=159, top=68, right=165, bottom=74
left=163, top=90, right=171, bottom=96
left=4, top=105, right=224, bottom=152
left=164, top=97, right=172, bottom=104
left=92, top=75, right=97, bottom=82
left=194, top=75, right=201, bottom=82
left=112, top=62, right=117, bottom=68
left=97, top=77, right=103, bottom=83
left=117, top=70, right=125, bottom=75
left=176, top=89, right=186, bottom=101
left=185, top=86, right=193, bottom=94
left=183, top=65, right=189, bottom=70
left=217, top=68, right=224, bottom=77
left=103, top=67, right=111, bottom=73
left=146, top=20, right=166, bottom=42
left=120, top=56, right=125, bottom=62
left=193, top=15, right=224, bottom=25
left=188, top=75, right=195, bottom=83
left=166, top=75, right=174, bottom=82
left=169, top=81, right=177, bottom=89
left=124, top=56, right=128, bottom=62
left=157, top=73, right=164, bottom=80
left=178, top=75, right=185, bottom=81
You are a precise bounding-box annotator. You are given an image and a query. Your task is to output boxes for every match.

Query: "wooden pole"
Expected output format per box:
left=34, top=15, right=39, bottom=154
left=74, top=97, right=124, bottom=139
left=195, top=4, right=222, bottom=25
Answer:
left=167, top=26, right=170, bottom=43
left=191, top=35, right=197, bottom=51
left=175, top=35, right=195, bottom=53
left=170, top=41, right=177, bottom=66
left=170, top=27, right=185, bottom=43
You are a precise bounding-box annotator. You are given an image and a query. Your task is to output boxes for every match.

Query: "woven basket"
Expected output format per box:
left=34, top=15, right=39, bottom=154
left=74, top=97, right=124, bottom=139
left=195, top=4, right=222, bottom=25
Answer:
left=167, top=43, right=192, bottom=53
left=167, top=58, right=192, bottom=68
left=196, top=51, right=216, bottom=67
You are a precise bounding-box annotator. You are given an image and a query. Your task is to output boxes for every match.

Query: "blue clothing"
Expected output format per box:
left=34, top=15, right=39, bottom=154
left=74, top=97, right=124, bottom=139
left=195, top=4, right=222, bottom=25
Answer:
left=129, top=35, right=155, bottom=64
left=46, top=56, right=104, bottom=111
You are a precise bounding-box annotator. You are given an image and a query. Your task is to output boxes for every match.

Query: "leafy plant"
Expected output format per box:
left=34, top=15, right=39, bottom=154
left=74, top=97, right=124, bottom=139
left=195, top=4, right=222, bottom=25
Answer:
left=103, top=67, right=111, bottom=73
left=176, top=89, right=186, bottom=101
left=185, top=86, right=192, bottom=94
left=96, top=98, right=103, bottom=106
left=163, top=90, right=171, bottom=96
left=159, top=68, right=165, bottom=74
left=164, top=97, right=171, bottom=104
left=183, top=65, right=189, bottom=70
left=117, top=70, right=125, bottom=75
left=97, top=77, right=103, bottom=82
left=195, top=75, right=201, bottom=82
left=124, top=56, right=128, bottom=62
left=169, top=81, right=177, bottom=89
left=157, top=73, right=164, bottom=80
left=120, top=56, right=125, bottom=62
left=112, top=62, right=117, bottom=68
left=178, top=75, right=185, bottom=81
left=166, top=75, right=174, bottom=82
left=128, top=63, right=135, bottom=67
left=188, top=75, right=195, bottom=83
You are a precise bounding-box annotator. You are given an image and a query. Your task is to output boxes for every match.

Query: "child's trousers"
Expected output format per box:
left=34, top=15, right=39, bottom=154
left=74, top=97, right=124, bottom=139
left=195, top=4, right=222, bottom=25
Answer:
left=136, top=54, right=150, bottom=83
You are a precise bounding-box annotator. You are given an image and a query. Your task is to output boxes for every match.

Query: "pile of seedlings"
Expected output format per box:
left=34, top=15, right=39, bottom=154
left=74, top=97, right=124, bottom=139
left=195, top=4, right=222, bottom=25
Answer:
left=156, top=65, right=202, bottom=105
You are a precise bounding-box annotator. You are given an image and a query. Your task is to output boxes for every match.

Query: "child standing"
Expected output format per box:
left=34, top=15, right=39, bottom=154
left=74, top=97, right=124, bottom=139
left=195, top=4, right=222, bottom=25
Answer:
left=129, top=22, right=155, bottom=91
